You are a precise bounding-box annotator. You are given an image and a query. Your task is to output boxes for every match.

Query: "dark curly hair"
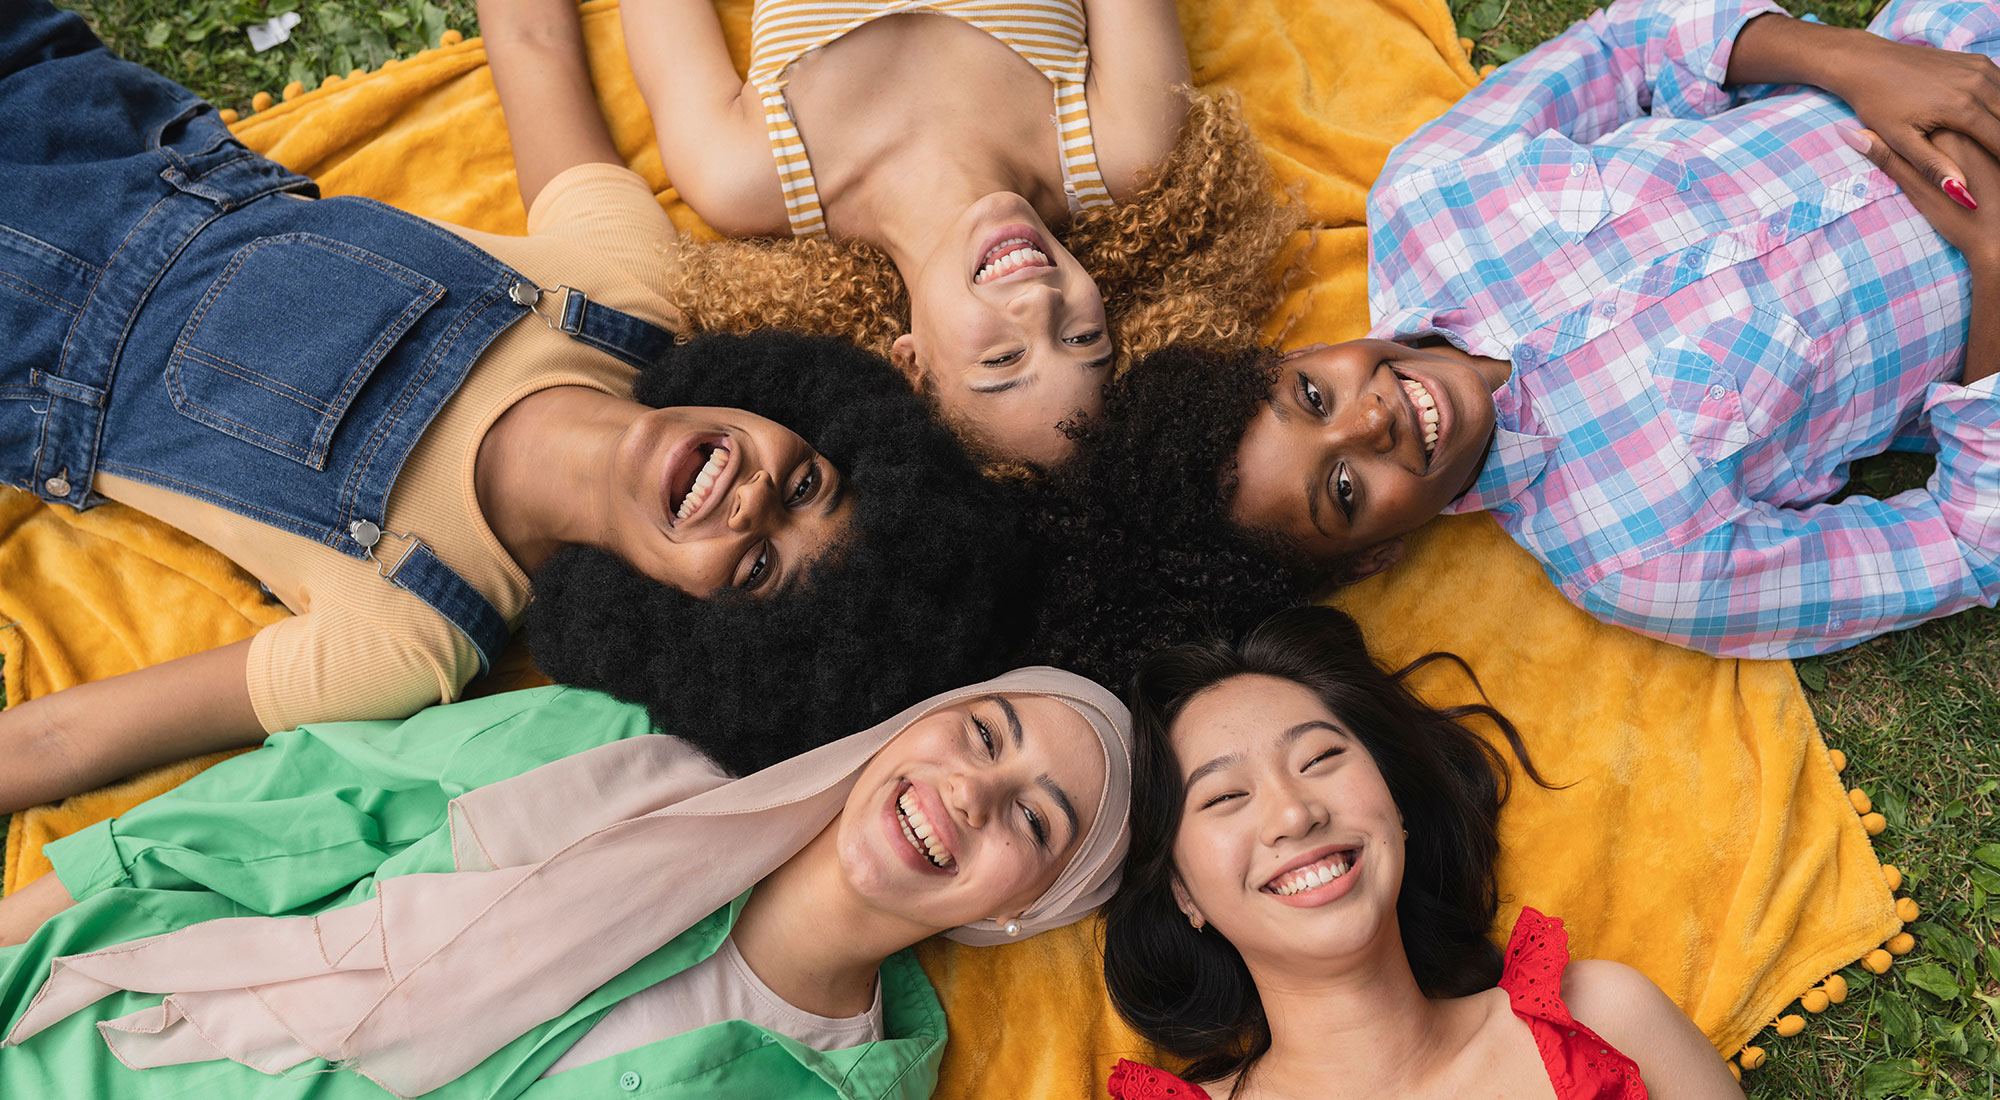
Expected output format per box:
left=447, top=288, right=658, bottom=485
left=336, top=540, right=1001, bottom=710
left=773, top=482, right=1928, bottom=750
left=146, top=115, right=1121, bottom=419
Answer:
left=528, top=331, right=1038, bottom=776
left=1012, top=344, right=1314, bottom=687
left=1101, top=606, right=1553, bottom=1084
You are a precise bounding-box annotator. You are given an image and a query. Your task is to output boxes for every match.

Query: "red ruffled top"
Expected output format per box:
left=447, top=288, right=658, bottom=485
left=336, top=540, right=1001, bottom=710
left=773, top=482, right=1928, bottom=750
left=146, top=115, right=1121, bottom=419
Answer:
left=1106, top=907, right=1647, bottom=1100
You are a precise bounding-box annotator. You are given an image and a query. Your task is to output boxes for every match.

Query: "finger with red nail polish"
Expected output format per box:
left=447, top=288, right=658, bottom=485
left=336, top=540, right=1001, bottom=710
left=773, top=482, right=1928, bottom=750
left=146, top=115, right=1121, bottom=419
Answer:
left=1943, top=177, right=1979, bottom=212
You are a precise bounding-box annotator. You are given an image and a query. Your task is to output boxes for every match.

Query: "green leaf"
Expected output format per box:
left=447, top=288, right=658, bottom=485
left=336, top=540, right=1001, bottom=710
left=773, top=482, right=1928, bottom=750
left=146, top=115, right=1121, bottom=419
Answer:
left=1905, top=962, right=1961, bottom=1001
left=1942, top=799, right=1967, bottom=819
left=1975, top=779, right=1998, bottom=798
left=1487, top=41, right=1525, bottom=63
left=143, top=20, right=171, bottom=49
left=1879, top=991, right=1921, bottom=1045
left=379, top=10, right=409, bottom=29
left=1858, top=1059, right=1925, bottom=1099
left=1972, top=843, right=2000, bottom=871
left=1796, top=658, right=1828, bottom=692
left=1969, top=865, right=2000, bottom=898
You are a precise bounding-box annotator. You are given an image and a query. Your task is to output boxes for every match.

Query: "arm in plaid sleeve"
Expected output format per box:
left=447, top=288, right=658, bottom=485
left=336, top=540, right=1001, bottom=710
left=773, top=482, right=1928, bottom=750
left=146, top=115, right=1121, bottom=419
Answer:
left=1575, top=377, right=2000, bottom=658
left=1383, top=0, right=1788, bottom=178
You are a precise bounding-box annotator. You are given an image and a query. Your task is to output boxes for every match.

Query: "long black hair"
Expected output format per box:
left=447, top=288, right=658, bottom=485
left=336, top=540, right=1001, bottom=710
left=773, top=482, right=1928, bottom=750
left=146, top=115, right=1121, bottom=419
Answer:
left=1101, top=606, right=1552, bottom=1083
left=528, top=331, right=1038, bottom=776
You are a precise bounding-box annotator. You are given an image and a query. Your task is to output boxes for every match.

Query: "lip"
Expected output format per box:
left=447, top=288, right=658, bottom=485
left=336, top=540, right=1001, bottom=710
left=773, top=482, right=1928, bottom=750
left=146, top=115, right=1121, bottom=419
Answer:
left=886, top=779, right=960, bottom=876
left=1392, top=366, right=1451, bottom=474
left=1259, top=844, right=1363, bottom=909
left=659, top=433, right=737, bottom=532
left=971, top=223, right=1056, bottom=287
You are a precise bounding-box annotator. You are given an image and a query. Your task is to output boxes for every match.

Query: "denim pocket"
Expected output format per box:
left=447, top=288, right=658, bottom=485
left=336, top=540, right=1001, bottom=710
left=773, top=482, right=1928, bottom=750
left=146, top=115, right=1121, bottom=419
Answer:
left=168, top=233, right=444, bottom=469
left=0, top=222, right=98, bottom=394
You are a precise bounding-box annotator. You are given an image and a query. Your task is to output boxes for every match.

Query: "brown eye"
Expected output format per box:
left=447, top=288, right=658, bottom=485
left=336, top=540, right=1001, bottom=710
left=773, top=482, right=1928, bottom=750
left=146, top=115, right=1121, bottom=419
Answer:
left=737, top=543, right=771, bottom=590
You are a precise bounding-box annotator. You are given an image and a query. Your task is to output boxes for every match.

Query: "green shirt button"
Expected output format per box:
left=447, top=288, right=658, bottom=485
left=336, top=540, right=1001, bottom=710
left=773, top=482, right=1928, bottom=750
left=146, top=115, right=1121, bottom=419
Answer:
left=619, top=1070, right=641, bottom=1091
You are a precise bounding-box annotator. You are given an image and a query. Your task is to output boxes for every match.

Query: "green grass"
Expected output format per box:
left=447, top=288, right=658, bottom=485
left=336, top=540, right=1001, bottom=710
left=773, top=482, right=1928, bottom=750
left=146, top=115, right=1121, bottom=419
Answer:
left=44, top=0, right=2000, bottom=1095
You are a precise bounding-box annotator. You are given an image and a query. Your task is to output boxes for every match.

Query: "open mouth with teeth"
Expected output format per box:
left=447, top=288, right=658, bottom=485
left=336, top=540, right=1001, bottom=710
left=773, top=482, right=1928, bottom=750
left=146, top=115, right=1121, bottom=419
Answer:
left=666, top=439, right=731, bottom=527
left=1399, top=376, right=1441, bottom=465
left=896, top=784, right=956, bottom=871
left=1263, top=849, right=1358, bottom=897
left=973, top=226, right=1055, bottom=286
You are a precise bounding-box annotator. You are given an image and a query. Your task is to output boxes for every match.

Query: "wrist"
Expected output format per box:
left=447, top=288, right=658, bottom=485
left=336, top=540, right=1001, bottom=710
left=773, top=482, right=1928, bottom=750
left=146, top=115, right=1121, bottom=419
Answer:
left=1726, top=14, right=1868, bottom=91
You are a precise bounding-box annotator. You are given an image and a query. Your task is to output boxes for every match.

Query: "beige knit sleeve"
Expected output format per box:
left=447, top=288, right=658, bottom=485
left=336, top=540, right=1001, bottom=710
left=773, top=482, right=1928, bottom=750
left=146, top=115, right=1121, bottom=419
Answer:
left=525, top=163, right=683, bottom=294
left=243, top=600, right=484, bottom=735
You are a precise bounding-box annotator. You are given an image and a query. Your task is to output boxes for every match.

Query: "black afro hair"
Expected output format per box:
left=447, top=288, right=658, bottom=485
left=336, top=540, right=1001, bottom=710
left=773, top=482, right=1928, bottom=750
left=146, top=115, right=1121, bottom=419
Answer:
left=1013, top=344, right=1315, bottom=687
left=528, top=331, right=1040, bottom=776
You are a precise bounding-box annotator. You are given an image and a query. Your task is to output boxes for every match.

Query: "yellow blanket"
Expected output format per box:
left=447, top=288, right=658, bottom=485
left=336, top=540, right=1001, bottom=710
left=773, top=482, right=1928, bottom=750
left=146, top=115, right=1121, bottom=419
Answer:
left=2, top=0, right=1894, bottom=1085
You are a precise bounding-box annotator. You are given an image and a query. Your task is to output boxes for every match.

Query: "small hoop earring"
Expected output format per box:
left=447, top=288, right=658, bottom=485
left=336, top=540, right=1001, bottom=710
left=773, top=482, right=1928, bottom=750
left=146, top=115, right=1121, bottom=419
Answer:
left=1188, top=914, right=1205, bottom=932
left=1003, top=919, right=1021, bottom=937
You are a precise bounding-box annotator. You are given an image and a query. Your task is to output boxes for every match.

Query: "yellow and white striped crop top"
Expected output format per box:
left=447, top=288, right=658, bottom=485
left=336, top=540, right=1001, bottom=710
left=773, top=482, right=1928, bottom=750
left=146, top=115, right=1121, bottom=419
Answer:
left=746, top=0, right=1114, bottom=238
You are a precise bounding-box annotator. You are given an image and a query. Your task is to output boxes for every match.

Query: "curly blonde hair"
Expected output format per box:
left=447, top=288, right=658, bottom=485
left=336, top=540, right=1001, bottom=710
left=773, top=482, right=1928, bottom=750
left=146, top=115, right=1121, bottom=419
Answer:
left=662, top=91, right=1300, bottom=375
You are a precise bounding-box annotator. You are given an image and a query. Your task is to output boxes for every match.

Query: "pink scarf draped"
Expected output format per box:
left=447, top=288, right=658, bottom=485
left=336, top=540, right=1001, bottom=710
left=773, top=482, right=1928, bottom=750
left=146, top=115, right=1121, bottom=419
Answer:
left=4, top=668, right=1131, bottom=1097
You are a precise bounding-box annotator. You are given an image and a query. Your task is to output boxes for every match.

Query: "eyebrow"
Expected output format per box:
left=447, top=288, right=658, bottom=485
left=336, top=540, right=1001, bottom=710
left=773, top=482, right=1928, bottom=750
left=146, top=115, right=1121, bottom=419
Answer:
left=971, top=373, right=1035, bottom=395
left=819, top=465, right=846, bottom=519
left=1038, top=773, right=1080, bottom=845
left=995, top=695, right=1024, bottom=748
left=1182, top=719, right=1345, bottom=794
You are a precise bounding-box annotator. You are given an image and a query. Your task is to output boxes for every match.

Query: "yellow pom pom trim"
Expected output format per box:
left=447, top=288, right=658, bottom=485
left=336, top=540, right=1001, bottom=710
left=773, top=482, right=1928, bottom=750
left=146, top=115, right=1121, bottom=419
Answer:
left=321, top=74, right=343, bottom=90
left=1863, top=949, right=1893, bottom=974
left=1862, top=812, right=1887, bottom=835
left=1886, top=932, right=1916, bottom=955
left=1478, top=64, right=1498, bottom=78
left=1823, top=974, right=1848, bottom=1003
left=1774, top=1015, right=1805, bottom=1037
left=1799, top=989, right=1830, bottom=1013
left=1848, top=788, right=1871, bottom=814
left=1882, top=864, right=1901, bottom=890
left=441, top=29, right=464, bottom=46
left=1827, top=748, right=1846, bottom=772
left=1738, top=1046, right=1766, bottom=1070
left=348, top=67, right=366, bottom=80
left=282, top=80, right=304, bottom=101
left=251, top=91, right=273, bottom=112
left=1895, top=897, right=1920, bottom=923
left=1459, top=36, right=1475, bottom=55
left=218, top=108, right=239, bottom=124
left=1728, top=1060, right=1742, bottom=1081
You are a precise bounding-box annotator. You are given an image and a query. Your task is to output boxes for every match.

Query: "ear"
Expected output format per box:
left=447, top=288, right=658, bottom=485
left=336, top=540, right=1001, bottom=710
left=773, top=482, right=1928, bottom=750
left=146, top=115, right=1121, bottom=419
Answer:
left=1345, top=538, right=1405, bottom=581
left=1169, top=876, right=1205, bottom=927
left=889, top=334, right=925, bottom=389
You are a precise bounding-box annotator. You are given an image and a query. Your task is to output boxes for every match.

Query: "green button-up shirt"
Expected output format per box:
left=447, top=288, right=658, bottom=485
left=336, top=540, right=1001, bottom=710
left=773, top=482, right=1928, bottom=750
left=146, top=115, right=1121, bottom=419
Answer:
left=0, top=687, right=946, bottom=1100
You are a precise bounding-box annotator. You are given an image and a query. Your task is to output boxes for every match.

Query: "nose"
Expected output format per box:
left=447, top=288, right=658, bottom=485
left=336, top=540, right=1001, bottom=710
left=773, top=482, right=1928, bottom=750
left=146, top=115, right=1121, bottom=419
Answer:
left=944, top=770, right=994, bottom=830
left=1329, top=390, right=1396, bottom=455
left=1258, top=776, right=1330, bottom=848
left=1003, top=282, right=1063, bottom=327
left=725, top=470, right=782, bottom=534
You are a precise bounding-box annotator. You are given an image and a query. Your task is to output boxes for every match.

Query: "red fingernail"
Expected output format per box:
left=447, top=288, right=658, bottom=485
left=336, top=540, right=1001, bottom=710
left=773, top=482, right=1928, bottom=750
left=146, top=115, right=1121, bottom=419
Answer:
left=1943, top=177, right=1978, bottom=211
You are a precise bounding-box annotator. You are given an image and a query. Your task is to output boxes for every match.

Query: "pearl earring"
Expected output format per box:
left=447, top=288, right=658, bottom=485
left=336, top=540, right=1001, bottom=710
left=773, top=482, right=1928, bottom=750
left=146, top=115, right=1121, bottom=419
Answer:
left=1003, top=919, right=1021, bottom=937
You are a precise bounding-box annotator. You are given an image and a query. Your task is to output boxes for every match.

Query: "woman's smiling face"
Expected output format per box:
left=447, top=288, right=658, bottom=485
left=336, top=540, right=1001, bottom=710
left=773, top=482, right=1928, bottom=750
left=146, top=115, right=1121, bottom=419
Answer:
left=1168, top=674, right=1406, bottom=971
left=835, top=693, right=1108, bottom=930
left=1231, top=340, right=1499, bottom=563
left=606, top=406, right=856, bottom=596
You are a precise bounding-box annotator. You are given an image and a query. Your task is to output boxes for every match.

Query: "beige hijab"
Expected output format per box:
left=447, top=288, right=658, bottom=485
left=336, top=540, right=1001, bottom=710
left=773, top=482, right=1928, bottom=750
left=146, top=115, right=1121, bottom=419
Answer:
left=4, top=668, right=1131, bottom=1097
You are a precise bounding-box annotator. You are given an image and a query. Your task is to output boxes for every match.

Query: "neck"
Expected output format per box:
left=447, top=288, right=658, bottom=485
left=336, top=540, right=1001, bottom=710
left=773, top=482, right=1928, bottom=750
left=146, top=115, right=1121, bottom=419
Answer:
left=1233, top=935, right=1459, bottom=1099
left=729, top=819, right=927, bottom=1019
left=474, top=386, right=633, bottom=574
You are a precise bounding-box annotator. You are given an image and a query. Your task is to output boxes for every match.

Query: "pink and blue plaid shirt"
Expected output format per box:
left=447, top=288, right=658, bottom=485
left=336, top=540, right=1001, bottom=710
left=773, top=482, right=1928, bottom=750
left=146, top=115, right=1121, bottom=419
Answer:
left=1370, top=0, right=1999, bottom=658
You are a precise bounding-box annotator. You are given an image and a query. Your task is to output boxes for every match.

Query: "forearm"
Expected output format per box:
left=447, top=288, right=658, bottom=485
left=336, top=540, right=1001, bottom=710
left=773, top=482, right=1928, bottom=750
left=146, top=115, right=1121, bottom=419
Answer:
left=0, top=875, right=74, bottom=949
left=0, top=639, right=263, bottom=814
left=478, top=0, right=623, bottom=209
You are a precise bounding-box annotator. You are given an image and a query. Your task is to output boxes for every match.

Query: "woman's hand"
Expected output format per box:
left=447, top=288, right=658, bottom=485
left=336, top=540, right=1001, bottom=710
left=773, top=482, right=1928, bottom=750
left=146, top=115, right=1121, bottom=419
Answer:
left=1729, top=15, right=2000, bottom=209
left=1849, top=126, right=2000, bottom=384
left=0, top=874, right=76, bottom=948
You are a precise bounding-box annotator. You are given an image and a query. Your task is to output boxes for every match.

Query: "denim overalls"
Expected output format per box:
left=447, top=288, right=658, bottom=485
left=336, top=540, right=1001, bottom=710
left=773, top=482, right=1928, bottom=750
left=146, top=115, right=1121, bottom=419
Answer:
left=0, top=0, right=676, bottom=671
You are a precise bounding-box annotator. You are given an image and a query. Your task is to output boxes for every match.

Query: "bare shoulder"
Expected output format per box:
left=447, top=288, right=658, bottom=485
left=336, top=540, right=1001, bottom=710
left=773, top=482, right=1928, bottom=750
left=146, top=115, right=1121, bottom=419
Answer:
left=654, top=96, right=792, bottom=239
left=1561, top=960, right=1746, bottom=1100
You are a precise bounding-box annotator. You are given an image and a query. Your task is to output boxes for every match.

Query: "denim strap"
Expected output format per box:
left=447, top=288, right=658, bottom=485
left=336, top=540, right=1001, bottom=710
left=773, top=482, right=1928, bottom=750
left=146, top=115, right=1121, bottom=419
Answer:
left=383, top=539, right=512, bottom=675
left=553, top=286, right=677, bottom=370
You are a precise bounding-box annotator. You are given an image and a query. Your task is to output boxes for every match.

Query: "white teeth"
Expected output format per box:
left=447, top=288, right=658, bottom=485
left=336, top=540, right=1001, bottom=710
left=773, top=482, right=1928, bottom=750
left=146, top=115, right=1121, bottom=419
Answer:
left=674, top=445, right=729, bottom=522
left=1267, top=853, right=1355, bottom=896
left=1402, top=378, right=1440, bottom=458
left=897, top=791, right=955, bottom=869
left=974, top=238, right=1051, bottom=284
